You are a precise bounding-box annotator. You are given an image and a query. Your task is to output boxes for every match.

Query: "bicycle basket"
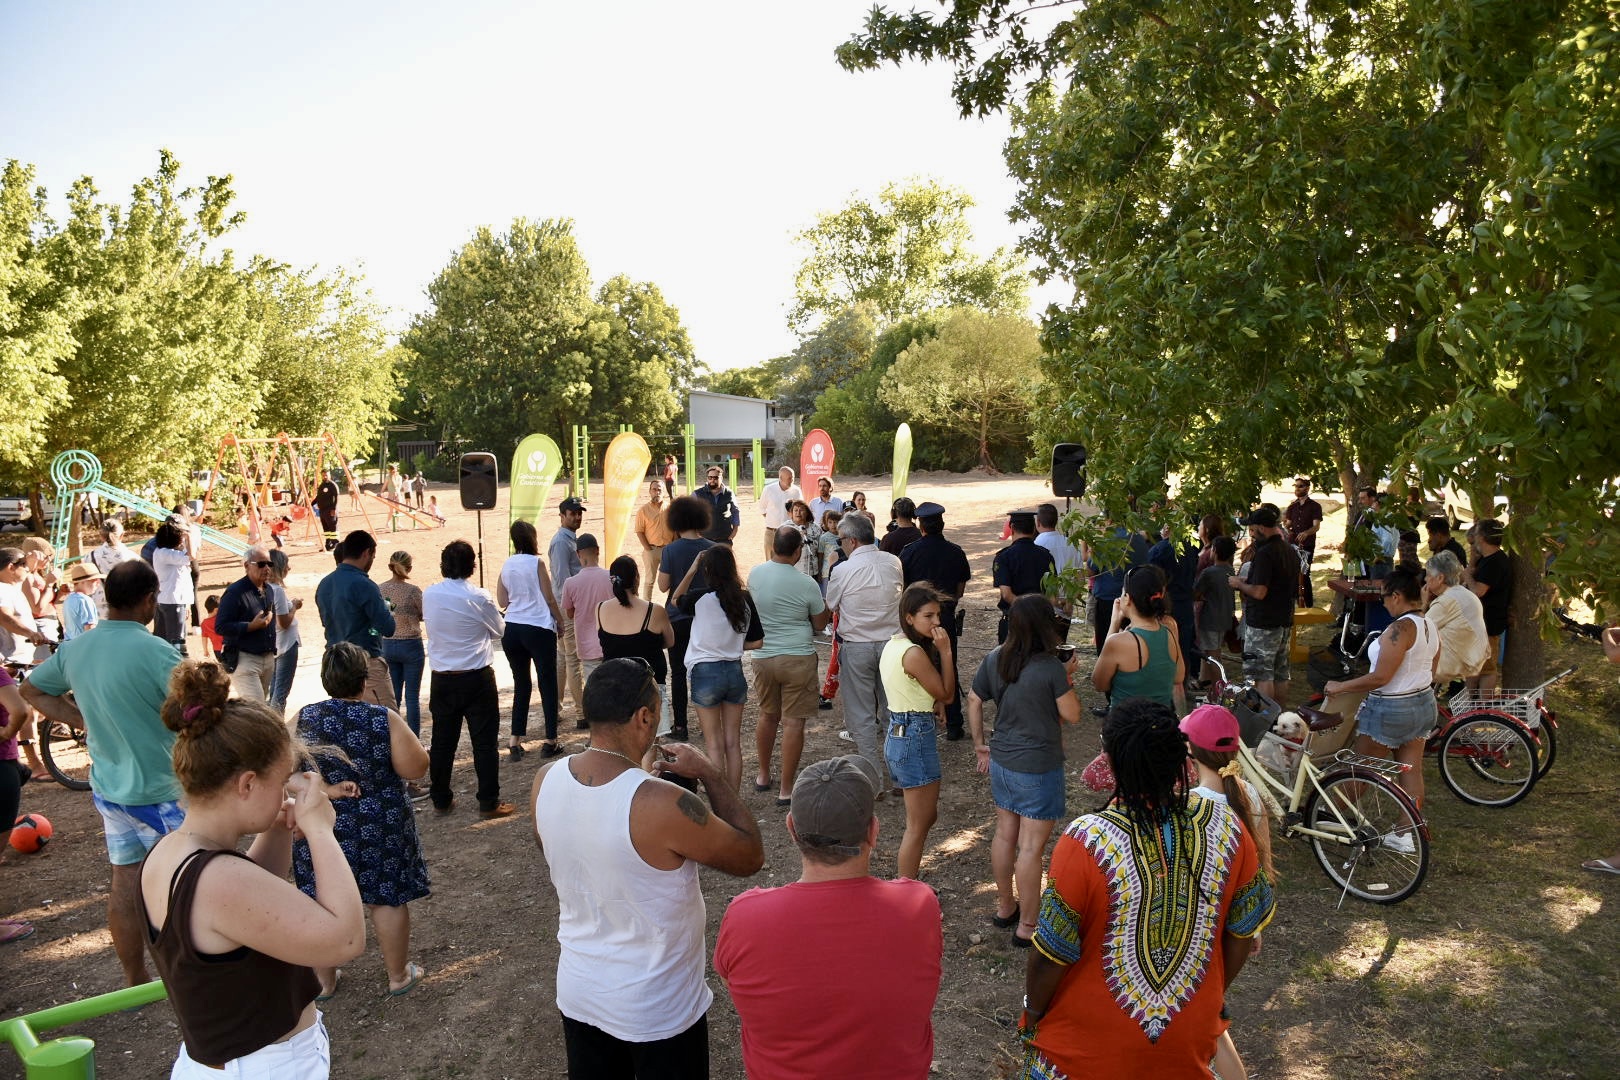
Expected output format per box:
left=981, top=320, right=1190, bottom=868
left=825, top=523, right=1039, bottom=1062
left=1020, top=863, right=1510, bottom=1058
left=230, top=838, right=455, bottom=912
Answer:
left=1307, top=646, right=1365, bottom=692
left=1215, top=684, right=1281, bottom=748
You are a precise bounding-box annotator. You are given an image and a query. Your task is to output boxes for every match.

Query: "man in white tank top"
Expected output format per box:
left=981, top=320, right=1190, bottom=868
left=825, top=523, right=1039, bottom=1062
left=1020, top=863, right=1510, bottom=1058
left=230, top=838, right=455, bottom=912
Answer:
left=530, top=659, right=765, bottom=1077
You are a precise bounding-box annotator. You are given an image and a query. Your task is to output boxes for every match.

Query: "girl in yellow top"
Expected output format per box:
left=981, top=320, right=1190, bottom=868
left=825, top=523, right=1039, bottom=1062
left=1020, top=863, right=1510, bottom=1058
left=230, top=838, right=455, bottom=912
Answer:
left=880, top=583, right=956, bottom=880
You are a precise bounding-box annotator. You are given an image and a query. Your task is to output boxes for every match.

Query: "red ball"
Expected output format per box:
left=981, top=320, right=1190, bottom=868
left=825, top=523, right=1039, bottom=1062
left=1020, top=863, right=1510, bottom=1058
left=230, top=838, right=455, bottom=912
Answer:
left=9, top=813, right=53, bottom=853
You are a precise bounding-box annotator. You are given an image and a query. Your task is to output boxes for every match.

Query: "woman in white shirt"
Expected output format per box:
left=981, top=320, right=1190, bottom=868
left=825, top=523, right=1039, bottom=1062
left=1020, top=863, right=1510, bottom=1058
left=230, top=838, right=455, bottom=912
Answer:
left=1324, top=566, right=1439, bottom=809
left=671, top=545, right=762, bottom=793
left=1423, top=551, right=1487, bottom=684
left=496, top=521, right=564, bottom=759
left=151, top=521, right=194, bottom=648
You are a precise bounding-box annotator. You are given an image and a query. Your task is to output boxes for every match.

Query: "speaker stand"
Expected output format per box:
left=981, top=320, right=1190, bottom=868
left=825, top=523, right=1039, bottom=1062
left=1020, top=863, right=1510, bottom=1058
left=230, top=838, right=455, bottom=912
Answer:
left=476, top=509, right=485, bottom=590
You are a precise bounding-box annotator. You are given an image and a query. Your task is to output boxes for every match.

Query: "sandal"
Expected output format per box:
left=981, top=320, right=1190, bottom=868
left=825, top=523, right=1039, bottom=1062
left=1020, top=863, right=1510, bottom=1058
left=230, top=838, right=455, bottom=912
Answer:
left=753, top=779, right=774, bottom=792
left=1012, top=921, right=1038, bottom=948
left=316, top=969, right=342, bottom=1001
left=0, top=919, right=34, bottom=945
left=387, top=961, right=425, bottom=997
left=991, top=910, right=1019, bottom=930
left=1582, top=858, right=1620, bottom=876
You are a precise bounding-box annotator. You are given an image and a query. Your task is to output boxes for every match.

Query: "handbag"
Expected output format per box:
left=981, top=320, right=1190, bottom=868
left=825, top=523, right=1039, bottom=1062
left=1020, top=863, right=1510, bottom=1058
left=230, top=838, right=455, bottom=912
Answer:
left=220, top=644, right=240, bottom=673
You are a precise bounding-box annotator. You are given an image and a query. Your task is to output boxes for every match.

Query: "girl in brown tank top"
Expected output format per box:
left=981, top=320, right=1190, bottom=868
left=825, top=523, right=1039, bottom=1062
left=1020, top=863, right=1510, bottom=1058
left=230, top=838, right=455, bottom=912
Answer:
left=139, top=660, right=366, bottom=1076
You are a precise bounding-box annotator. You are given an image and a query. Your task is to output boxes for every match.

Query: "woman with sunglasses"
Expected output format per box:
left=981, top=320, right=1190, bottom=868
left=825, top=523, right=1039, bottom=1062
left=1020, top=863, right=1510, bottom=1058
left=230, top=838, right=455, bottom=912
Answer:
left=1323, top=566, right=1438, bottom=810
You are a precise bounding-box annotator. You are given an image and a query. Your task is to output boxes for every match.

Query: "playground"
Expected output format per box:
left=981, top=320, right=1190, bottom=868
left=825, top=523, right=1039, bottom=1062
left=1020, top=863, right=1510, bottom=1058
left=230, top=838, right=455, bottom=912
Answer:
left=3, top=470, right=1620, bottom=1079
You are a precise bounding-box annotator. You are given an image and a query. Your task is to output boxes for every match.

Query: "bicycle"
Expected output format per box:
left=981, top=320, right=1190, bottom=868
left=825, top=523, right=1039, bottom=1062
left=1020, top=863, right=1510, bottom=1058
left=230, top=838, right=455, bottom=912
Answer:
left=1206, top=658, right=1430, bottom=905
left=7, top=657, right=91, bottom=792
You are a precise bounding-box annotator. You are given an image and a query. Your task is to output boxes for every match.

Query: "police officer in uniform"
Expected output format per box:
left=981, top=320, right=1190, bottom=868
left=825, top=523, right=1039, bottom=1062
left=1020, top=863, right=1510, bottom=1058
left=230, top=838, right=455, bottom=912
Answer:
left=992, top=509, right=1056, bottom=645
left=900, top=501, right=972, bottom=739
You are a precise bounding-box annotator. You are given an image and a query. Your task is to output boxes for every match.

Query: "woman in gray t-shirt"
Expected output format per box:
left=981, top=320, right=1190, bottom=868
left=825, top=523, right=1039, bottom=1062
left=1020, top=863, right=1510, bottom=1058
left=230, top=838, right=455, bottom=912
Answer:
left=967, top=594, right=1081, bottom=947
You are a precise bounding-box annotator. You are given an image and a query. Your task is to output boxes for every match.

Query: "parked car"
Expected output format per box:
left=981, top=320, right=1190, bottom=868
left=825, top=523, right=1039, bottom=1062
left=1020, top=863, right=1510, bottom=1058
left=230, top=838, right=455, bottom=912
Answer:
left=0, top=495, right=60, bottom=531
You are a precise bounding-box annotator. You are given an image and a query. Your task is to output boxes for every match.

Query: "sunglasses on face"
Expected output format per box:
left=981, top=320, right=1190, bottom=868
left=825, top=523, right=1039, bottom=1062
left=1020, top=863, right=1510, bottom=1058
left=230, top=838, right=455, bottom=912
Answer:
left=251, top=560, right=274, bottom=569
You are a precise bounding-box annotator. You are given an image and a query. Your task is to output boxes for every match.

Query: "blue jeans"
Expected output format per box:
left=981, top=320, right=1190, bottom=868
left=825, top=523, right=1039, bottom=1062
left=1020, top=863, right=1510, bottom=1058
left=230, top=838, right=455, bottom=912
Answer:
left=382, top=637, right=425, bottom=735
left=270, top=642, right=299, bottom=714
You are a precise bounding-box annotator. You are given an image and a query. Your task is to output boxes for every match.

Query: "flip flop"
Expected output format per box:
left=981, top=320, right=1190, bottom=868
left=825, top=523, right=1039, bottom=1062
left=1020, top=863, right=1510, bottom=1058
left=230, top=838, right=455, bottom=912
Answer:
left=775, top=797, right=792, bottom=809
left=1581, top=858, right=1620, bottom=876
left=753, top=779, right=774, bottom=792
left=315, top=969, right=342, bottom=1002
left=0, top=919, right=34, bottom=945
left=387, top=961, right=424, bottom=997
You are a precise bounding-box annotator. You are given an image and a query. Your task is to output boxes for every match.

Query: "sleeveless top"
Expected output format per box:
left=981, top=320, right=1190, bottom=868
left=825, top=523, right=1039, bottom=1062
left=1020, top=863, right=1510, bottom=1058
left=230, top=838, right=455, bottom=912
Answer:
left=535, top=762, right=711, bottom=1042
left=596, top=600, right=668, bottom=683
left=880, top=636, right=938, bottom=714
left=140, top=848, right=320, bottom=1066
left=1370, top=612, right=1437, bottom=696
left=500, top=553, right=556, bottom=629
left=1108, top=625, right=1177, bottom=707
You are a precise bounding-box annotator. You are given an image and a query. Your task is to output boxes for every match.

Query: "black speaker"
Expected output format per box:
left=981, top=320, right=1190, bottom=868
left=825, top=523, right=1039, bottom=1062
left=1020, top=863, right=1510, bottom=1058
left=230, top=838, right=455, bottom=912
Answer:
left=459, top=453, right=498, bottom=510
left=1051, top=443, right=1087, bottom=498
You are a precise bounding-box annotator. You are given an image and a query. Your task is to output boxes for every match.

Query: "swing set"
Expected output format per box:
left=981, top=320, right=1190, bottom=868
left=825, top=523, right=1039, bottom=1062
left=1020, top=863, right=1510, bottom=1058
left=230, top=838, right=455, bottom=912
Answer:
left=199, top=432, right=441, bottom=547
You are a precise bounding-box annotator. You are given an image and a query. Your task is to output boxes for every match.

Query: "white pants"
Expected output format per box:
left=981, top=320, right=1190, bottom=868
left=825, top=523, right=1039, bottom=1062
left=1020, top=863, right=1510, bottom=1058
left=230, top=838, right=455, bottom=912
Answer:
left=229, top=651, right=275, bottom=702
left=171, top=1014, right=329, bottom=1079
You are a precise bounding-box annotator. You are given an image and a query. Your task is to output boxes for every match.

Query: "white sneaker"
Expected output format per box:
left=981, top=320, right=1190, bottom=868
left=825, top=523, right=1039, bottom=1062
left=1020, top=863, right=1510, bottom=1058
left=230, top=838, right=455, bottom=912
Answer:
left=1381, top=831, right=1416, bottom=855
left=837, top=729, right=855, bottom=744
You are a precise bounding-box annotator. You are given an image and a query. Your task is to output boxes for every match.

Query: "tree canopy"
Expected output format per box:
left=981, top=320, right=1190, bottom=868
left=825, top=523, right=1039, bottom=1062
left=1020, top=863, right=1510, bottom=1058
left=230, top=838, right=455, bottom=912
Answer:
left=788, top=179, right=1028, bottom=332
left=0, top=151, right=396, bottom=498
left=840, top=0, right=1620, bottom=656
left=402, top=219, right=700, bottom=456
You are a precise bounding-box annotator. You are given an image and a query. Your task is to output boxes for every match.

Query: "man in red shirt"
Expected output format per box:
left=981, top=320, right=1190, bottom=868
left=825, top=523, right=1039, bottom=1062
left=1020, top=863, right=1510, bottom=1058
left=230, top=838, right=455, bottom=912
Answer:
left=714, top=755, right=942, bottom=1078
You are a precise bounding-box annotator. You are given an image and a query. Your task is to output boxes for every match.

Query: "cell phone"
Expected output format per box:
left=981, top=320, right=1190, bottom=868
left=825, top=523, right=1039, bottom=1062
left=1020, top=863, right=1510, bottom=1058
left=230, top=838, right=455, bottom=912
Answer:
left=1055, top=645, right=1077, bottom=663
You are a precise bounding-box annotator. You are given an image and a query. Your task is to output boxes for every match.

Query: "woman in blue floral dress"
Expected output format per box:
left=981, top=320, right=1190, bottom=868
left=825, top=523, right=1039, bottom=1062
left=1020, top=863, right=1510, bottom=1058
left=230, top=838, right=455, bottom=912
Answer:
left=294, top=642, right=431, bottom=997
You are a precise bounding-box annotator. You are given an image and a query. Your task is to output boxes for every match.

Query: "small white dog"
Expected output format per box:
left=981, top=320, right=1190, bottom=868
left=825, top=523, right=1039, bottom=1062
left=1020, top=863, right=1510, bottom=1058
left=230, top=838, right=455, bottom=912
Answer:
left=1257, top=711, right=1308, bottom=775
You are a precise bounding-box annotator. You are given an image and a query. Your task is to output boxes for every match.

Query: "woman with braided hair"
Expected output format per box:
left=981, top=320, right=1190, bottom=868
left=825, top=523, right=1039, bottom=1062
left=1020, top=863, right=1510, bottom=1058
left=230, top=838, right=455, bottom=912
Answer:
left=1018, top=697, right=1275, bottom=1079
left=139, top=660, right=365, bottom=1077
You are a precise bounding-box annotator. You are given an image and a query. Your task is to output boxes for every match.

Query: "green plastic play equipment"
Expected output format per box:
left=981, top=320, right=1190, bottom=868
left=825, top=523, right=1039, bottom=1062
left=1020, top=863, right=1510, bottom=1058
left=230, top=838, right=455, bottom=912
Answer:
left=0, top=980, right=168, bottom=1078
left=48, top=450, right=249, bottom=561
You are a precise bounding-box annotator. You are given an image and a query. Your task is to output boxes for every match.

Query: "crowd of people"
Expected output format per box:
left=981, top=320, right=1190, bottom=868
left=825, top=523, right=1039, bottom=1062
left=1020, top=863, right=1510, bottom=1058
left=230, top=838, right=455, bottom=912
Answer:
left=0, top=468, right=1611, bottom=1080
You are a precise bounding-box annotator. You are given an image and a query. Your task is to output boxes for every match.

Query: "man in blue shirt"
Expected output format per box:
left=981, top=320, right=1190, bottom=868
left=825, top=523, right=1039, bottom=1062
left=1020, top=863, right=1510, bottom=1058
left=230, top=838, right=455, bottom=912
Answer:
left=696, top=466, right=740, bottom=544
left=214, top=545, right=278, bottom=702
left=315, top=530, right=396, bottom=708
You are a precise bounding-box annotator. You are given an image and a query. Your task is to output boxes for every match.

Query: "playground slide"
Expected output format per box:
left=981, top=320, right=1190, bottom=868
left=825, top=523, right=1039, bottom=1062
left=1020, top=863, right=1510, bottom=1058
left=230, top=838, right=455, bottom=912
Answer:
left=48, top=451, right=250, bottom=560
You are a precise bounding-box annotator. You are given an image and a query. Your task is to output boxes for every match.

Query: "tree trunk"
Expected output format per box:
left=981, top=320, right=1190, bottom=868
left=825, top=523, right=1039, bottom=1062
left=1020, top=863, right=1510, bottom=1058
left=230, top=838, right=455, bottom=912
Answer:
left=977, top=411, right=996, bottom=473
left=1501, top=488, right=1547, bottom=688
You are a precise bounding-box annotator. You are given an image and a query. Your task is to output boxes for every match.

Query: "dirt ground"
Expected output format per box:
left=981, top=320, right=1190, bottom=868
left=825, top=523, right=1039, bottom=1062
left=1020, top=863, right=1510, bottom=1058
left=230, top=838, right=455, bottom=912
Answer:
left=3, top=472, right=1619, bottom=1079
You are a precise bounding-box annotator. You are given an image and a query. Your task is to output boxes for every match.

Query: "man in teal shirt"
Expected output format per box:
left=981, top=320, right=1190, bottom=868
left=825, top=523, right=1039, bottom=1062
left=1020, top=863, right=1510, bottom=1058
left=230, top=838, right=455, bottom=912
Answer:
left=315, top=530, right=397, bottom=708
left=746, top=526, right=831, bottom=804
left=23, top=560, right=182, bottom=986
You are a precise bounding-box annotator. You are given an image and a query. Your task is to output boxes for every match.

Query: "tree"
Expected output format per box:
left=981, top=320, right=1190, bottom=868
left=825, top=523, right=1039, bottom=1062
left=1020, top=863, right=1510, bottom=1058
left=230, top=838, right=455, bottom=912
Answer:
left=789, top=179, right=1027, bottom=332
left=773, top=303, right=879, bottom=417
left=880, top=308, right=1041, bottom=471
left=589, top=275, right=694, bottom=436
left=703, top=363, right=780, bottom=400
left=839, top=0, right=1618, bottom=681
left=809, top=315, right=940, bottom=473
left=403, top=218, right=601, bottom=456
left=40, top=151, right=259, bottom=492
left=0, top=161, right=73, bottom=487
left=245, top=260, right=397, bottom=455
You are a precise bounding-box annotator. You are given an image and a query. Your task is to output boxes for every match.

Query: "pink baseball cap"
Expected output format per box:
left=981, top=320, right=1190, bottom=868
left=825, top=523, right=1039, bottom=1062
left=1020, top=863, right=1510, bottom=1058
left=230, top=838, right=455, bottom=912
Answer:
left=1180, top=704, right=1241, bottom=752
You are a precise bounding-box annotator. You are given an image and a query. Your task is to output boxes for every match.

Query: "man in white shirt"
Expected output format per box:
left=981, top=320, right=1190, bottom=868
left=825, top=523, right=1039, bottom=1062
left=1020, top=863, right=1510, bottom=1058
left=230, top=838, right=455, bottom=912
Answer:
left=423, top=539, right=511, bottom=818
left=807, top=477, right=844, bottom=525
left=758, top=467, right=802, bottom=560
left=87, top=518, right=137, bottom=616
left=824, top=513, right=903, bottom=787
left=1034, top=503, right=1082, bottom=574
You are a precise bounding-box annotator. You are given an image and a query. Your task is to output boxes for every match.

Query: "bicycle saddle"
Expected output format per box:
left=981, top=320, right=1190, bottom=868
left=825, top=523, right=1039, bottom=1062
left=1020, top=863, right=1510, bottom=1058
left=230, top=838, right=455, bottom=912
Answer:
left=1298, top=704, right=1344, bottom=731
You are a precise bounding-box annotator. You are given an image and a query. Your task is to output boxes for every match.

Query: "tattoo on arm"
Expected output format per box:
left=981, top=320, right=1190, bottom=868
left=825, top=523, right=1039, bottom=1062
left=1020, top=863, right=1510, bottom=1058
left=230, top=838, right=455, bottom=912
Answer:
left=676, top=791, right=710, bottom=826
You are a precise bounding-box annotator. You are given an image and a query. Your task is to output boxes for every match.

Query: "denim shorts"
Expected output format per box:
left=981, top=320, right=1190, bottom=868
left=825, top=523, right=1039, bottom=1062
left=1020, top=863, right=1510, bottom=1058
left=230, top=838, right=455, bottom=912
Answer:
left=884, top=710, right=941, bottom=789
left=990, top=760, right=1066, bottom=822
left=1357, top=688, right=1438, bottom=749
left=688, top=659, right=748, bottom=708
left=94, top=793, right=185, bottom=866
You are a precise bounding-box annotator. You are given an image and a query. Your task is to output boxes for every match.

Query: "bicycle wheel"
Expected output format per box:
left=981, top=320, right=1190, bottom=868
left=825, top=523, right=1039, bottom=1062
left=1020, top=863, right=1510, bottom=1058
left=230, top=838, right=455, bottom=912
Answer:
left=1529, top=715, right=1557, bottom=779
left=40, top=718, right=92, bottom=791
left=1439, top=714, right=1537, bottom=808
left=1304, top=771, right=1428, bottom=904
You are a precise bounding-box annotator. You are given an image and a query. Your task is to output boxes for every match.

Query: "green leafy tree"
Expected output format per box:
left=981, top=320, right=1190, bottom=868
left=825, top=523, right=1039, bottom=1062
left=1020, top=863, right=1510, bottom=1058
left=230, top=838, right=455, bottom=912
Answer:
left=589, top=275, right=694, bottom=436
left=403, top=218, right=601, bottom=455
left=0, top=161, right=73, bottom=487
left=774, top=303, right=879, bottom=417
left=41, top=151, right=258, bottom=492
left=246, top=260, right=397, bottom=455
left=880, top=308, right=1041, bottom=471
left=809, top=315, right=939, bottom=472
left=789, top=179, right=1027, bottom=332
left=703, top=363, right=781, bottom=400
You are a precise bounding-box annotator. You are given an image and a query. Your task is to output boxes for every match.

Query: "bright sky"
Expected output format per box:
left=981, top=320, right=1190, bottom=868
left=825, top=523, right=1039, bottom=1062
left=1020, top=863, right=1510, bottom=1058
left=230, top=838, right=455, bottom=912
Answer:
left=1, top=0, right=1067, bottom=373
